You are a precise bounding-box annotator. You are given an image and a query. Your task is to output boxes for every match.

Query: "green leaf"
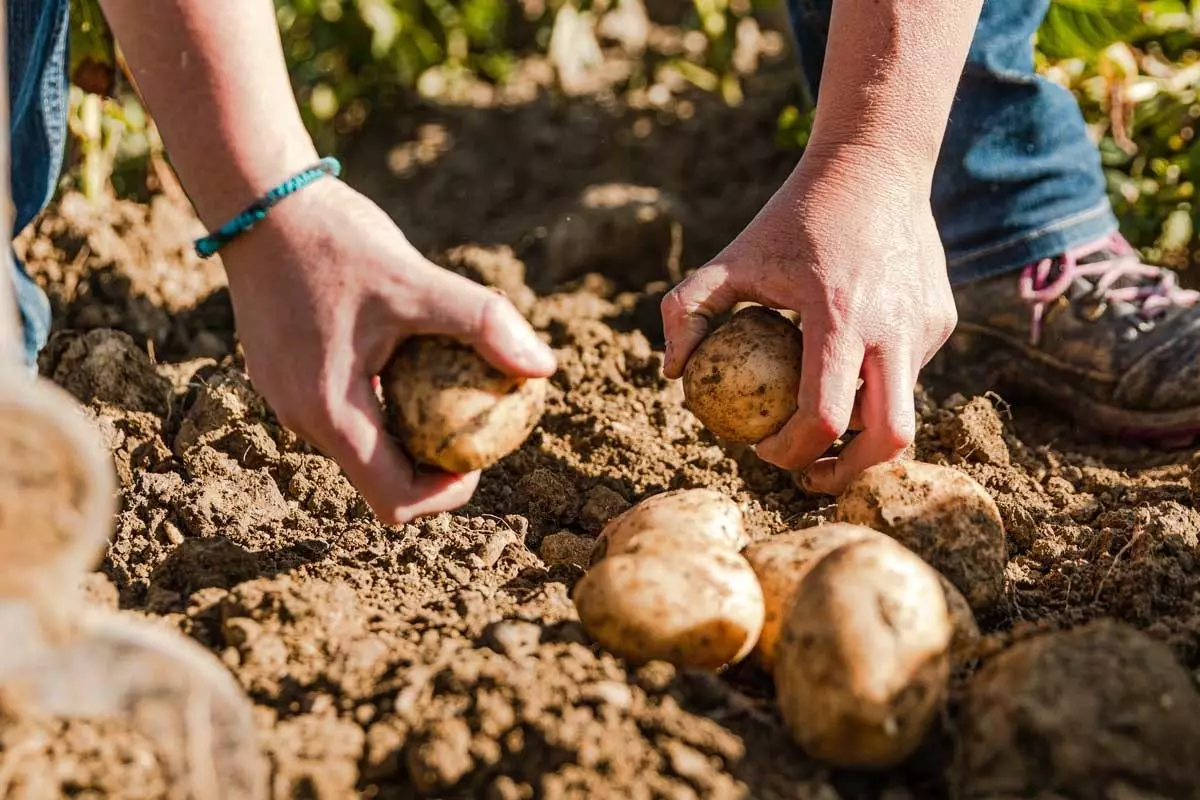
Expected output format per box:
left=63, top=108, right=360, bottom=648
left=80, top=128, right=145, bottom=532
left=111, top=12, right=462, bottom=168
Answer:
left=1037, top=0, right=1145, bottom=60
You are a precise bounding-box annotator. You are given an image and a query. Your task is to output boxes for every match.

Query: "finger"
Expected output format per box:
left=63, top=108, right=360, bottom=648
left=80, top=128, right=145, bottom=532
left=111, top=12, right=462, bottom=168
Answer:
left=417, top=269, right=556, bottom=378
left=660, top=263, right=741, bottom=378
left=849, top=377, right=865, bottom=431
left=310, top=374, right=480, bottom=525
left=799, top=349, right=916, bottom=495
left=756, top=322, right=864, bottom=471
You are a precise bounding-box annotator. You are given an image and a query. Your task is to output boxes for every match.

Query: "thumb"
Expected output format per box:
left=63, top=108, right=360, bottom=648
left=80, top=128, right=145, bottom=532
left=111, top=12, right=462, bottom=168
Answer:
left=660, top=262, right=740, bottom=378
left=416, top=268, right=556, bottom=378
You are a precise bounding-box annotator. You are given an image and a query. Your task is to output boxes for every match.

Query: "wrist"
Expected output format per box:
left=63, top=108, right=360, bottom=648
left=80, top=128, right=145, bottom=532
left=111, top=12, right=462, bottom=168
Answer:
left=792, top=139, right=937, bottom=200
left=180, top=134, right=321, bottom=232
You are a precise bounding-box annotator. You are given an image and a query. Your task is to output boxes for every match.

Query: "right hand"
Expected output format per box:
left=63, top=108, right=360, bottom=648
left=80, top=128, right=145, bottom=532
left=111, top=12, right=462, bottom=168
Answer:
left=661, top=147, right=957, bottom=495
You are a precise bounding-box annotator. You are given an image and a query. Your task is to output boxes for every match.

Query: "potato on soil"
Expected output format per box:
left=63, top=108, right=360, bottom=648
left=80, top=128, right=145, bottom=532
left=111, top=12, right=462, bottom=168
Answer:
left=774, top=537, right=953, bottom=769
left=745, top=523, right=978, bottom=674
left=834, top=459, right=1006, bottom=613
left=589, top=488, right=746, bottom=566
left=381, top=335, right=548, bottom=474
left=950, top=620, right=1200, bottom=798
left=681, top=306, right=803, bottom=444
left=573, top=549, right=765, bottom=670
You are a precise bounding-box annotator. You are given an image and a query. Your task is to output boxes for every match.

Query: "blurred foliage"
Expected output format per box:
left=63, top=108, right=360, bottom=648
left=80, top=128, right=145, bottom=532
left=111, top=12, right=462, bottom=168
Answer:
left=777, top=0, right=1200, bottom=269
left=61, top=0, right=1200, bottom=269
left=1037, top=0, right=1200, bottom=268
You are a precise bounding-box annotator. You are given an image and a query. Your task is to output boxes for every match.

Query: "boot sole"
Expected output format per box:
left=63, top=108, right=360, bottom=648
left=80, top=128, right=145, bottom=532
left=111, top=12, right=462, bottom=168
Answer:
left=943, top=330, right=1200, bottom=447
left=0, top=374, right=116, bottom=601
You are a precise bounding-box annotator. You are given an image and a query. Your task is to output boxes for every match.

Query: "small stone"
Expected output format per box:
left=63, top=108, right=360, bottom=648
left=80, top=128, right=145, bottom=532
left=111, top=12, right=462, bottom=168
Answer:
left=579, top=681, right=634, bottom=711
left=477, top=528, right=520, bottom=569
left=160, top=520, right=185, bottom=545
left=484, top=620, right=543, bottom=658
left=665, top=740, right=711, bottom=783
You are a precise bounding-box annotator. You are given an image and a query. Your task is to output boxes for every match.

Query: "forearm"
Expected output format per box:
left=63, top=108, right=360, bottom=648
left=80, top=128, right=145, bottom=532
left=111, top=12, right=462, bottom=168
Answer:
left=96, top=0, right=318, bottom=229
left=807, top=0, right=983, bottom=182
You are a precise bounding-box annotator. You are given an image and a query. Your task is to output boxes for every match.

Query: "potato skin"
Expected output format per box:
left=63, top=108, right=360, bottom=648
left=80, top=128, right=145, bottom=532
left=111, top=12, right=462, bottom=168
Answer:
left=743, top=523, right=878, bottom=673
left=746, top=524, right=979, bottom=674
left=681, top=306, right=803, bottom=443
left=573, top=550, right=765, bottom=669
left=774, top=537, right=953, bottom=768
left=834, top=459, right=1006, bottom=613
left=589, top=488, right=746, bottom=566
left=382, top=336, right=548, bottom=474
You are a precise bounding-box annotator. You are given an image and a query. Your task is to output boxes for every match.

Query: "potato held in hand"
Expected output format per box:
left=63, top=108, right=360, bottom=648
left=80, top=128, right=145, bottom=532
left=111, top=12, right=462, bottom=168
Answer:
left=835, top=459, right=1006, bottom=613
left=382, top=336, right=548, bottom=473
left=574, top=549, right=765, bottom=670
left=590, top=488, right=746, bottom=566
left=775, top=537, right=953, bottom=768
left=681, top=306, right=803, bottom=443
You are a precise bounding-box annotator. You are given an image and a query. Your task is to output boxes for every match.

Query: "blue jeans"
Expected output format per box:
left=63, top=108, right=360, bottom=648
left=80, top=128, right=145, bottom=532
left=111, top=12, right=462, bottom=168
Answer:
left=7, top=0, right=67, bottom=371
left=786, top=0, right=1119, bottom=283
left=7, top=0, right=1123, bottom=367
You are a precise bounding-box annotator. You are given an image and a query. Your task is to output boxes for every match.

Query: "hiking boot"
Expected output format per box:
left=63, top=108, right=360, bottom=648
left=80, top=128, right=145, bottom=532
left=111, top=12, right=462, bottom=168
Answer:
left=0, top=373, right=115, bottom=602
left=948, top=232, right=1200, bottom=440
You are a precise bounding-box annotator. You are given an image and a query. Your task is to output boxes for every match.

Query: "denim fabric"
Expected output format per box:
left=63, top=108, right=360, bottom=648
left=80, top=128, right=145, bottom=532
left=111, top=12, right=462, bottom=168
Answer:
left=785, top=0, right=1120, bottom=284
left=7, top=0, right=68, bottom=370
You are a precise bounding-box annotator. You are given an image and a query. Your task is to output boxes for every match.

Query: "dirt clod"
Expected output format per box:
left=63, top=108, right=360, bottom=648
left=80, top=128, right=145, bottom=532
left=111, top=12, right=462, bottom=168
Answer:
left=951, top=620, right=1200, bottom=798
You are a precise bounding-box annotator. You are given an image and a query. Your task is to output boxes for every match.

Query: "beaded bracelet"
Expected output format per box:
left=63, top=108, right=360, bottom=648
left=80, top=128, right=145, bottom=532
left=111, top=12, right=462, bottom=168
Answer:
left=193, top=156, right=342, bottom=259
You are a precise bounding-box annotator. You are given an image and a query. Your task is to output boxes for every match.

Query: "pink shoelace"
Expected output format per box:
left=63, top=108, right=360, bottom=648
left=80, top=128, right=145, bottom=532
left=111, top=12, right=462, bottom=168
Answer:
left=1018, top=233, right=1200, bottom=346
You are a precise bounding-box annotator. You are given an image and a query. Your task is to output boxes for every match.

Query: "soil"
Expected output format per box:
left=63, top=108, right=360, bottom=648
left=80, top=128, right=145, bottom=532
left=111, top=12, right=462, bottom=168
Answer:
left=4, top=10, right=1200, bottom=800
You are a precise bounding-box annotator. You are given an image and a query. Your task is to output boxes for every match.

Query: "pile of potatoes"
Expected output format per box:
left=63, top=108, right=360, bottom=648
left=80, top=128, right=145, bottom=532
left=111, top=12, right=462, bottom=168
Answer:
left=573, top=306, right=1009, bottom=769
left=573, top=465, right=1005, bottom=769
left=571, top=465, right=1003, bottom=772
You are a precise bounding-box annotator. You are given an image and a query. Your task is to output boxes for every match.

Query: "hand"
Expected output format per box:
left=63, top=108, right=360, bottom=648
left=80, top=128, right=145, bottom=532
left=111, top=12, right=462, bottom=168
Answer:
left=660, top=148, right=956, bottom=494
left=217, top=179, right=557, bottom=524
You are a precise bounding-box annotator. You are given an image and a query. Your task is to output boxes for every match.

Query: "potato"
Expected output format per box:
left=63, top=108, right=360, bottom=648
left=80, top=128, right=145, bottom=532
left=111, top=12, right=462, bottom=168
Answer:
left=834, top=459, right=1006, bottom=613
left=681, top=306, right=803, bottom=443
left=745, top=523, right=979, bottom=673
left=589, top=488, right=746, bottom=566
left=382, top=336, right=548, bottom=474
left=573, top=549, right=765, bottom=669
left=774, top=537, right=953, bottom=768
left=950, top=620, right=1200, bottom=798
left=743, top=523, right=876, bottom=673
left=940, top=577, right=981, bottom=670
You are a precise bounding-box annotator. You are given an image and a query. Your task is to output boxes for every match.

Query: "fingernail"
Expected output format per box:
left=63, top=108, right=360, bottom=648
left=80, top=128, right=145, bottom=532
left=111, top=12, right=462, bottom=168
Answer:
left=516, top=329, right=557, bottom=373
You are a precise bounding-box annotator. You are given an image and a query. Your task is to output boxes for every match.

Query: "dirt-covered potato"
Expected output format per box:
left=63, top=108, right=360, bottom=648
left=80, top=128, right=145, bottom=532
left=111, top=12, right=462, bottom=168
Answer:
left=681, top=306, right=803, bottom=443
left=745, top=523, right=979, bottom=674
left=743, top=523, right=875, bottom=673
left=950, top=620, right=1200, bottom=798
left=590, top=488, right=746, bottom=566
left=573, top=549, right=765, bottom=669
left=774, top=537, right=953, bottom=768
left=834, top=459, right=1006, bottom=613
left=382, top=336, right=548, bottom=474
left=939, top=575, right=981, bottom=671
